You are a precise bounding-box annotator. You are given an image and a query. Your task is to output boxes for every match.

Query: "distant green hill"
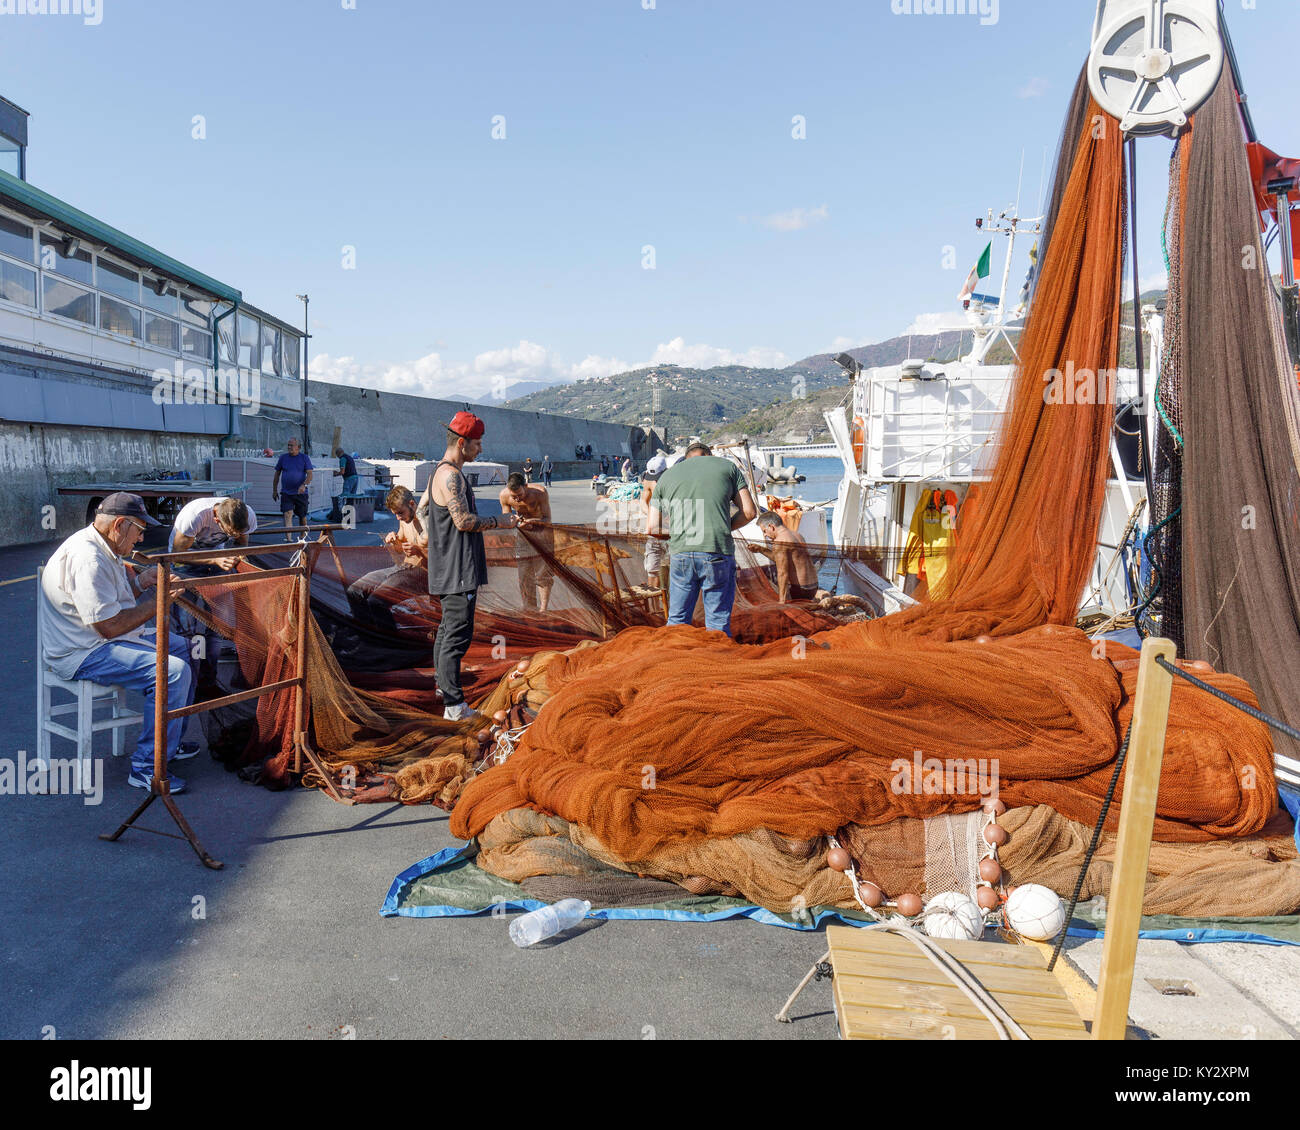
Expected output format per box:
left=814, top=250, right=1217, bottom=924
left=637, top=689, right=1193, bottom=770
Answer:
left=502, top=292, right=1167, bottom=444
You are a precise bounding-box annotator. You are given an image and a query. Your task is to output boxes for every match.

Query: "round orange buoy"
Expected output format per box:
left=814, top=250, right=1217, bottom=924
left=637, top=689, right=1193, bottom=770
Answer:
left=493, top=710, right=509, bottom=726
left=476, top=729, right=491, bottom=745
left=858, top=882, right=884, bottom=908
left=984, top=823, right=1008, bottom=847
left=978, top=858, right=1001, bottom=883
left=976, top=886, right=1000, bottom=911
left=983, top=798, right=1007, bottom=816
left=895, top=893, right=923, bottom=917
left=826, top=847, right=851, bottom=872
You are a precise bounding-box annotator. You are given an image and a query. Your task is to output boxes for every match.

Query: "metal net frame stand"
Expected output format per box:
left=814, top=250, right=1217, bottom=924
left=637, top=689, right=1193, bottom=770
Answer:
left=98, top=538, right=337, bottom=869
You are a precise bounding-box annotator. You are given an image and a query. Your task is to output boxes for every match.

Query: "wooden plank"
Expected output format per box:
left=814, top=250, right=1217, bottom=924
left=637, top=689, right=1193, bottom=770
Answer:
left=827, top=925, right=1046, bottom=968
left=834, top=998, right=1090, bottom=1041
left=827, top=926, right=1087, bottom=1041
left=835, top=972, right=1085, bottom=1028
left=831, top=950, right=1079, bottom=1001
left=1094, top=637, right=1176, bottom=1041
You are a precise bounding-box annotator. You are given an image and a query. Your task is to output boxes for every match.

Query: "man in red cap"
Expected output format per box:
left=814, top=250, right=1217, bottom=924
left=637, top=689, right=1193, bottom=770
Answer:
left=420, top=412, right=532, bottom=721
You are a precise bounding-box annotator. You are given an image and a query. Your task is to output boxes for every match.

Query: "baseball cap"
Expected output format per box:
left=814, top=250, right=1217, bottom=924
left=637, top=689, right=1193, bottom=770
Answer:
left=97, top=492, right=160, bottom=526
left=448, top=411, right=485, bottom=440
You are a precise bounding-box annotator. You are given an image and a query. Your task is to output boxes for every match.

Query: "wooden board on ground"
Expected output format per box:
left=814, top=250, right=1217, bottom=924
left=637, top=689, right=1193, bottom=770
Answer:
left=827, top=925, right=1088, bottom=1040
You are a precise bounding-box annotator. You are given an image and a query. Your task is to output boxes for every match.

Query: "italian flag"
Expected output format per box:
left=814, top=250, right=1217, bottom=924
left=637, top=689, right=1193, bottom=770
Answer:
left=957, top=241, right=992, bottom=303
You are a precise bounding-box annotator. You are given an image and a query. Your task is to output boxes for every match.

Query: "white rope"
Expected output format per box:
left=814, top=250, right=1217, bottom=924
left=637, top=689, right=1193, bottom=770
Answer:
left=775, top=836, right=1030, bottom=1038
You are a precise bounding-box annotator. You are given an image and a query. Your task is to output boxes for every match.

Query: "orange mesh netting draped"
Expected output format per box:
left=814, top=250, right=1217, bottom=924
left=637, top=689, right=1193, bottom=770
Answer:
left=448, top=91, right=1284, bottom=864
left=191, top=77, right=1292, bottom=919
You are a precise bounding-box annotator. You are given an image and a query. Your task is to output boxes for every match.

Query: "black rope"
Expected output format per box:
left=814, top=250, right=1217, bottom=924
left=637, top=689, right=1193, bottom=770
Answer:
left=1047, top=718, right=1134, bottom=973
left=1154, top=655, right=1300, bottom=741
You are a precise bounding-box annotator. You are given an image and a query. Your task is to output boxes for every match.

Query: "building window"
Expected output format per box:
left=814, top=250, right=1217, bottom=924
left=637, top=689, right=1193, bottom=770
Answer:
left=0, top=139, right=18, bottom=180
left=216, top=311, right=236, bottom=365
left=0, top=213, right=33, bottom=262
left=183, top=325, right=213, bottom=359
left=39, top=234, right=93, bottom=285
left=282, top=333, right=301, bottom=378
left=145, top=313, right=179, bottom=352
left=0, top=259, right=36, bottom=307
left=142, top=281, right=179, bottom=316
left=180, top=294, right=211, bottom=327
left=237, top=312, right=259, bottom=370
left=43, top=276, right=95, bottom=325
left=97, top=258, right=140, bottom=303
left=100, top=295, right=141, bottom=339
left=260, top=322, right=281, bottom=376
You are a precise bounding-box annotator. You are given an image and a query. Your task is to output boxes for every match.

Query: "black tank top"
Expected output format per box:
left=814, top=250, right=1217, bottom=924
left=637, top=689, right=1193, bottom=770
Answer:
left=425, top=461, right=489, bottom=595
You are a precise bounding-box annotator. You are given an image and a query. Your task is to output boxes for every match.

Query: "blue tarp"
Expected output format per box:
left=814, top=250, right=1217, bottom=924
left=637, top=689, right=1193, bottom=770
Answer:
left=382, top=845, right=1300, bottom=945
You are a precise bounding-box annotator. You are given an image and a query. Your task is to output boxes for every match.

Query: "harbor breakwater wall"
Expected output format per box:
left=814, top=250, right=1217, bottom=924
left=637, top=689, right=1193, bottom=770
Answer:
left=0, top=354, right=645, bottom=547
left=305, top=380, right=646, bottom=471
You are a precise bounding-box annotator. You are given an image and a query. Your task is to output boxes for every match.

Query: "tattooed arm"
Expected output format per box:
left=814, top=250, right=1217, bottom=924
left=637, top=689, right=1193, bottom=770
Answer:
left=442, top=467, right=511, bottom=533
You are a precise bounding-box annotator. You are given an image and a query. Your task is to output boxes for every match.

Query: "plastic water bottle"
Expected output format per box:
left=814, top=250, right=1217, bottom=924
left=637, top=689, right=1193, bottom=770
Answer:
left=509, top=899, right=592, bottom=947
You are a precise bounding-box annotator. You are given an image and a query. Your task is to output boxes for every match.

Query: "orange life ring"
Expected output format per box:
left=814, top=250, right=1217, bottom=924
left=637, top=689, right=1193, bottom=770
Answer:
left=851, top=416, right=866, bottom=468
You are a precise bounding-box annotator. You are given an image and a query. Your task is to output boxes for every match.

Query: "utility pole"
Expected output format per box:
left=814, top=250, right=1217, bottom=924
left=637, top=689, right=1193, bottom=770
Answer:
left=296, top=294, right=311, bottom=449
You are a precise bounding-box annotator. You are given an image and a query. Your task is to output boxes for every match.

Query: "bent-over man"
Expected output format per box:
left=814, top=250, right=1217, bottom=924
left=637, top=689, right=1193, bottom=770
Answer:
left=755, top=511, right=822, bottom=602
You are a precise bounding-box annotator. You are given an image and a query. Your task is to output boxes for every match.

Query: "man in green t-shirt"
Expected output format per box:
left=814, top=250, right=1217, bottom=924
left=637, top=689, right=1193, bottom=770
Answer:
left=647, top=442, right=756, bottom=636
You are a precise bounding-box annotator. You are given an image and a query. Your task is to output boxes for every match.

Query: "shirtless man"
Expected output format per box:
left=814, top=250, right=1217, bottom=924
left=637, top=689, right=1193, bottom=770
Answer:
left=755, top=511, right=823, bottom=602
left=346, top=486, right=428, bottom=628
left=499, top=472, right=554, bottom=613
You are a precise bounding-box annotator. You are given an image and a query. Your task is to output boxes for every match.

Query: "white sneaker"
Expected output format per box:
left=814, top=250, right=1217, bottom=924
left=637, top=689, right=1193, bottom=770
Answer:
left=443, top=704, right=466, bottom=721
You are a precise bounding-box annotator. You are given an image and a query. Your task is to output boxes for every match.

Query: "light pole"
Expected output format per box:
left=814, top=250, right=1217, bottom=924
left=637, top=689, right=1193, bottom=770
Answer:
left=296, top=294, right=311, bottom=450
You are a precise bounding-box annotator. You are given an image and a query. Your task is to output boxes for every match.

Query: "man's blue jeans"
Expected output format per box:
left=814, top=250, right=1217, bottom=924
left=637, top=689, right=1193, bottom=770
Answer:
left=342, top=474, right=359, bottom=495
left=74, top=630, right=195, bottom=776
left=667, top=552, right=737, bottom=636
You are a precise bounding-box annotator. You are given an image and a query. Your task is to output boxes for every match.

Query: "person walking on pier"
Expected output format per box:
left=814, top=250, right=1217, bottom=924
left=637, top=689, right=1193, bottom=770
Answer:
left=272, top=437, right=313, bottom=530
left=423, top=412, right=530, bottom=721
left=541, top=454, right=553, bottom=487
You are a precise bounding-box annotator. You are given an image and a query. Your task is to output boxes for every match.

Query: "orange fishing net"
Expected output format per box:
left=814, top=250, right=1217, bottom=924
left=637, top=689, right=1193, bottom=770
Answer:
left=189, top=87, right=1289, bottom=920
left=448, top=97, right=1281, bottom=858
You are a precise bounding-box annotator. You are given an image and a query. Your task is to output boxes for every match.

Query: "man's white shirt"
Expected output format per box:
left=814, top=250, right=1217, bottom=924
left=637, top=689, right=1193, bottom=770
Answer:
left=168, top=496, right=256, bottom=552
left=40, top=525, right=147, bottom=679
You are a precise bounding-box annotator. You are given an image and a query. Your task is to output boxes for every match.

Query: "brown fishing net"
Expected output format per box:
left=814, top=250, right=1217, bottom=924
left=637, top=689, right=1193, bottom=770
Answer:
left=1176, top=71, right=1300, bottom=769
left=472, top=803, right=1300, bottom=918
left=184, top=80, right=1297, bottom=919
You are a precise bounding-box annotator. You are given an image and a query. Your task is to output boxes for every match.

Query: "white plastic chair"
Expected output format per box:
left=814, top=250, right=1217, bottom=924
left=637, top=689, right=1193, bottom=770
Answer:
left=35, top=568, right=143, bottom=775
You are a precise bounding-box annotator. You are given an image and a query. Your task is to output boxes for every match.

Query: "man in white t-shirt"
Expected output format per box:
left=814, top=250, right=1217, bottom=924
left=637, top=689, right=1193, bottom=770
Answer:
left=39, top=493, right=198, bottom=793
left=169, top=496, right=255, bottom=569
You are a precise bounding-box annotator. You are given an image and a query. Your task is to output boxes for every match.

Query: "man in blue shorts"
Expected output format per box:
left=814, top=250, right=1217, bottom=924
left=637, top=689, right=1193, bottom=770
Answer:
left=272, top=436, right=314, bottom=530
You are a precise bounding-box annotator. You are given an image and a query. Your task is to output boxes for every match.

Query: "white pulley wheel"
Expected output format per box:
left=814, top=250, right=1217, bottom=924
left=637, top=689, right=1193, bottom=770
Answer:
left=1087, top=0, right=1223, bottom=137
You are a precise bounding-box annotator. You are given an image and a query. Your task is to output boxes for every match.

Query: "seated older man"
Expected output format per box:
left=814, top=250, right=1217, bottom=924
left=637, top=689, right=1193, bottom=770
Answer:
left=40, top=493, right=198, bottom=793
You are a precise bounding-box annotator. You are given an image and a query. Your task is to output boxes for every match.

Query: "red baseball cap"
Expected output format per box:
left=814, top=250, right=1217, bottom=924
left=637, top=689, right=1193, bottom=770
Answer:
left=448, top=411, right=485, bottom=439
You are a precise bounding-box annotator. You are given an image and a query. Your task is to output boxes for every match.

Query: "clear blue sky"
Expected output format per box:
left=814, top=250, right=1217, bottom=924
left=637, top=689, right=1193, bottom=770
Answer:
left=3, top=0, right=1298, bottom=400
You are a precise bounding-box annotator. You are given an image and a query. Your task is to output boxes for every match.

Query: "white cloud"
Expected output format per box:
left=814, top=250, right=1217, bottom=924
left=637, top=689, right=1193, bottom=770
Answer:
left=901, top=311, right=972, bottom=336
left=1018, top=77, right=1050, bottom=99
left=753, top=204, right=830, bottom=232
left=310, top=335, right=793, bottom=403
left=309, top=341, right=630, bottom=404
left=648, top=336, right=790, bottom=369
